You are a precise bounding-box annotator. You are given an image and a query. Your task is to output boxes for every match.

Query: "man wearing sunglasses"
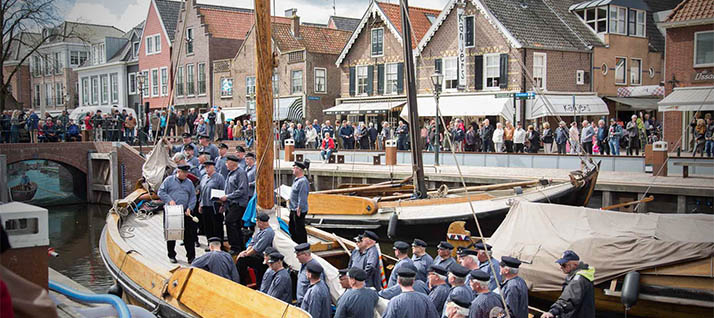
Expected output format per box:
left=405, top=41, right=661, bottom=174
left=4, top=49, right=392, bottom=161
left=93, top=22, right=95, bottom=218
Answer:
left=541, top=250, right=595, bottom=318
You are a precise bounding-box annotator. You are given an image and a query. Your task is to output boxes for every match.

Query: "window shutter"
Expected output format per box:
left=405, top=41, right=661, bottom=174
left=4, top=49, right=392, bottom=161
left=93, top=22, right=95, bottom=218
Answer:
left=435, top=58, right=442, bottom=74
left=377, top=64, right=385, bottom=95
left=349, top=66, right=355, bottom=96
left=499, top=53, right=509, bottom=89
left=474, top=55, right=483, bottom=90
left=367, top=65, right=374, bottom=96
left=397, top=62, right=404, bottom=94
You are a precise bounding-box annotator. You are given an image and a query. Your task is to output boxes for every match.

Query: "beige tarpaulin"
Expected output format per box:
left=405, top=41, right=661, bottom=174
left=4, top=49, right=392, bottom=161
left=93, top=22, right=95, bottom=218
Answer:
left=489, top=201, right=714, bottom=292
left=142, top=138, right=176, bottom=191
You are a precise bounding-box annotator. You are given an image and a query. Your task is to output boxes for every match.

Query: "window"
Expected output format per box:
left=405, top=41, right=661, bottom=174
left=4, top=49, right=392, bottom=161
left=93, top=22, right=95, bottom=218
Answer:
left=34, top=85, right=40, bottom=106
left=648, top=67, right=655, bottom=79
left=55, top=83, right=64, bottom=105
left=176, top=67, right=184, bottom=97
left=101, top=75, right=109, bottom=104
left=630, top=58, right=642, bottom=85
left=465, top=16, right=475, bottom=48
left=610, top=6, right=626, bottom=35
left=288, top=51, right=304, bottom=63
left=220, top=78, right=233, bottom=97
left=151, top=69, right=159, bottom=97
left=45, top=83, right=53, bottom=106
left=615, top=57, right=626, bottom=85
left=91, top=76, right=99, bottom=105
left=272, top=69, right=279, bottom=97
left=291, top=70, right=303, bottom=94
left=371, top=28, right=383, bottom=56
left=54, top=52, right=62, bottom=73
left=356, top=66, right=368, bottom=95
left=79, top=52, right=88, bottom=65
left=246, top=76, right=256, bottom=96
left=145, top=34, right=160, bottom=55
left=426, top=14, right=437, bottom=24
left=82, top=77, right=89, bottom=105
left=154, top=35, right=161, bottom=54
left=314, top=68, right=326, bottom=93
left=576, top=70, right=585, bottom=85
left=95, top=43, right=105, bottom=64
left=601, top=63, right=608, bottom=75
left=32, top=56, right=41, bottom=76
left=385, top=63, right=398, bottom=95
left=70, top=51, right=80, bottom=66
left=133, top=42, right=139, bottom=58
left=576, top=7, right=607, bottom=33
left=110, top=73, right=119, bottom=103
left=186, top=64, right=195, bottom=96
left=197, top=63, right=206, bottom=95
left=45, top=56, right=51, bottom=75
left=533, top=52, right=546, bottom=89
left=444, top=57, right=458, bottom=90
left=146, top=36, right=153, bottom=54
left=186, top=28, right=194, bottom=55
left=484, top=54, right=500, bottom=88
left=141, top=70, right=149, bottom=96
left=628, top=9, right=645, bottom=37
left=694, top=31, right=714, bottom=67
left=128, top=73, right=136, bottom=95
left=160, top=67, right=168, bottom=96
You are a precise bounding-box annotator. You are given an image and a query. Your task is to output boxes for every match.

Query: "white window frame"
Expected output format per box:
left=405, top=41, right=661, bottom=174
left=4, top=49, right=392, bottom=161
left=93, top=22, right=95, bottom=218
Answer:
left=45, top=83, right=53, bottom=106
left=272, top=69, right=279, bottom=97
left=291, top=70, right=303, bottom=94
left=100, top=74, right=109, bottom=105
left=385, top=63, right=399, bottom=95
left=464, top=15, right=475, bottom=48
left=483, top=53, right=500, bottom=90
left=154, top=35, right=161, bottom=54
left=628, top=9, right=646, bottom=37
left=197, top=63, right=206, bottom=96
left=176, top=67, right=184, bottom=97
left=145, top=34, right=160, bottom=55
left=70, top=51, right=80, bottom=66
left=443, top=57, right=459, bottom=91
left=110, top=73, right=119, bottom=103
left=186, top=64, right=195, bottom=96
left=609, top=6, right=627, bottom=35
left=91, top=76, right=99, bottom=105
left=55, top=82, right=64, bottom=105
left=630, top=58, right=642, bottom=85
left=186, top=28, right=194, bottom=55
left=160, top=67, right=168, bottom=96
left=34, top=84, right=41, bottom=106
left=615, top=56, right=627, bottom=85
left=132, top=42, right=140, bottom=59
left=371, top=28, right=384, bottom=57
left=694, top=31, right=714, bottom=68
left=79, top=51, right=88, bottom=66
left=81, top=77, right=89, bottom=105
left=246, top=76, right=256, bottom=97
left=648, top=67, right=655, bottom=79
left=314, top=67, right=327, bottom=94
left=220, top=77, right=233, bottom=98
left=356, top=66, right=368, bottom=95
left=141, top=70, right=149, bottom=97
left=128, top=73, right=137, bottom=95
left=576, top=70, right=585, bottom=85
left=533, top=52, right=547, bottom=90
left=54, top=52, right=62, bottom=73
left=151, top=68, right=159, bottom=97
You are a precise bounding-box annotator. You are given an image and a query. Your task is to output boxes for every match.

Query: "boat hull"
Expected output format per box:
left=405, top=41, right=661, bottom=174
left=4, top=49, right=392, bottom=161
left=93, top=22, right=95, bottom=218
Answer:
left=11, top=182, right=38, bottom=202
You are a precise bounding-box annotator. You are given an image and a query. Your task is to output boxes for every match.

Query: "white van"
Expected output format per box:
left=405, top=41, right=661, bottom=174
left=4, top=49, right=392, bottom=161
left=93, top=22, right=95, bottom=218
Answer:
left=69, top=106, right=137, bottom=124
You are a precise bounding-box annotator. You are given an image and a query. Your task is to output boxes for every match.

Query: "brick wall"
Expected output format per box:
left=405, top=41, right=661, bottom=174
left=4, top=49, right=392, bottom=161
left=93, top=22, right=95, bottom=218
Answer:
left=592, top=34, right=663, bottom=97
left=172, top=1, right=210, bottom=109
left=139, top=1, right=173, bottom=110
left=3, top=64, right=31, bottom=109
left=212, top=59, right=233, bottom=109
left=305, top=52, right=341, bottom=123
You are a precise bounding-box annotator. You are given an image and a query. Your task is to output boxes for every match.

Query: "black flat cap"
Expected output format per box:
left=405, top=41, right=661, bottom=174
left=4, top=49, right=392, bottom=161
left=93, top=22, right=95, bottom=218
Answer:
left=437, top=241, right=454, bottom=250
left=427, top=264, right=448, bottom=276
left=294, top=242, right=311, bottom=253
left=236, top=145, right=246, bottom=153
left=500, top=256, right=522, bottom=268
left=198, top=151, right=210, bottom=155
left=306, top=261, right=324, bottom=274
left=226, top=154, right=240, bottom=162
left=450, top=291, right=472, bottom=309
left=204, top=160, right=215, bottom=166
left=293, top=161, right=306, bottom=170
left=218, top=143, right=228, bottom=149
left=268, top=252, right=284, bottom=263
left=449, top=264, right=470, bottom=278
left=199, top=134, right=210, bottom=139
left=338, top=268, right=349, bottom=277
left=256, top=212, right=270, bottom=222
left=182, top=133, right=192, bottom=138
left=263, top=246, right=277, bottom=255
left=177, top=164, right=191, bottom=171
left=474, top=242, right=492, bottom=251
left=348, top=268, right=367, bottom=281
left=183, top=145, right=195, bottom=151
left=469, top=269, right=490, bottom=282
left=396, top=266, right=416, bottom=278
left=207, top=237, right=222, bottom=243
left=393, top=241, right=410, bottom=251
left=412, top=239, right=427, bottom=247
left=362, top=231, right=378, bottom=241
left=246, top=152, right=256, bottom=159
left=460, top=249, right=478, bottom=257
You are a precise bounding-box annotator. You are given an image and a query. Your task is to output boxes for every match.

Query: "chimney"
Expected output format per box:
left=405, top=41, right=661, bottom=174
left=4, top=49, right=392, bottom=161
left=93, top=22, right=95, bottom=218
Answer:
left=284, top=8, right=297, bottom=17
left=291, top=15, right=300, bottom=38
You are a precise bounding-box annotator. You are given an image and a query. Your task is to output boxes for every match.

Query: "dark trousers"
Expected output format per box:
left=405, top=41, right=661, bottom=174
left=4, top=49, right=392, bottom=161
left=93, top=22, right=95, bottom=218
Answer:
left=226, top=203, right=246, bottom=252
left=167, top=215, right=197, bottom=261
left=514, top=143, right=524, bottom=153
left=556, top=143, right=566, bottom=154
left=598, top=140, right=609, bottom=155
left=201, top=205, right=224, bottom=241
left=504, top=140, right=514, bottom=153
left=482, top=140, right=493, bottom=152
left=237, top=255, right=268, bottom=288
left=289, top=209, right=307, bottom=244
left=583, top=141, right=593, bottom=154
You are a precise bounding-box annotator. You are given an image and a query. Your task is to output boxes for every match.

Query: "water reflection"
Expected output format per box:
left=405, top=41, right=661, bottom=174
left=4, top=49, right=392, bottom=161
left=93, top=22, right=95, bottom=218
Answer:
left=48, top=204, right=113, bottom=294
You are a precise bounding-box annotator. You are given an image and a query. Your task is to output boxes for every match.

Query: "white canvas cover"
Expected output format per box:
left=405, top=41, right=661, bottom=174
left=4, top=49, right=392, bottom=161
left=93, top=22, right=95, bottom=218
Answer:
left=142, top=138, right=176, bottom=191
left=489, top=201, right=714, bottom=292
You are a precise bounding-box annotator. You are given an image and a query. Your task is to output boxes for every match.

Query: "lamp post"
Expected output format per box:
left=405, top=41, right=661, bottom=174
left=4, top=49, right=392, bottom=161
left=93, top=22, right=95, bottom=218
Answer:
left=136, top=73, right=146, bottom=145
left=430, top=71, right=443, bottom=166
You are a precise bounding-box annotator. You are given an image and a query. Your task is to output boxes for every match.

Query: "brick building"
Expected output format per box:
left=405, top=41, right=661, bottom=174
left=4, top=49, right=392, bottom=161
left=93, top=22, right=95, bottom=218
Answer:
left=231, top=11, right=349, bottom=123
left=138, top=0, right=181, bottom=111
left=2, top=32, right=39, bottom=110
left=657, top=0, right=714, bottom=150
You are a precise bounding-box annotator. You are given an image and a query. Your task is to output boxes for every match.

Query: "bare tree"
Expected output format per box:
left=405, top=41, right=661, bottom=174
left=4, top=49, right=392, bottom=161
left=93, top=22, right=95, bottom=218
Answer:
left=0, top=0, right=84, bottom=112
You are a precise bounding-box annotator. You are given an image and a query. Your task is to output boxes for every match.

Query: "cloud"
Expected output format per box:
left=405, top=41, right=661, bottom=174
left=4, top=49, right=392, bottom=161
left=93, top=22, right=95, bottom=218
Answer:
left=64, top=0, right=149, bottom=32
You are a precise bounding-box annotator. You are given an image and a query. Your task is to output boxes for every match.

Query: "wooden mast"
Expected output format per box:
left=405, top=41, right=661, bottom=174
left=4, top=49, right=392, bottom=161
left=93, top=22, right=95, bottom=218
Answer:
left=254, top=0, right=274, bottom=210
left=400, top=0, right=427, bottom=199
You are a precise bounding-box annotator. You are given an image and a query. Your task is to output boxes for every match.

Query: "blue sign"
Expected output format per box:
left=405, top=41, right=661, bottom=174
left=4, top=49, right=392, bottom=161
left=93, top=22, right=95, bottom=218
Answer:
left=515, top=92, right=536, bottom=98
left=307, top=96, right=321, bottom=101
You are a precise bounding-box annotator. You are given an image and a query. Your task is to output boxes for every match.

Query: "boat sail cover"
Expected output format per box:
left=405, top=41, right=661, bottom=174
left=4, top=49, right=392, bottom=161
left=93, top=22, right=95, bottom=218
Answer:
left=142, top=138, right=176, bottom=191
left=489, top=201, right=714, bottom=292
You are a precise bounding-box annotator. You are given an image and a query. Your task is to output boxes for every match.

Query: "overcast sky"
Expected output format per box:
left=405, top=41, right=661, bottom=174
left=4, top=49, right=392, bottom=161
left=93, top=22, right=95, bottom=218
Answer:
left=62, top=0, right=450, bottom=33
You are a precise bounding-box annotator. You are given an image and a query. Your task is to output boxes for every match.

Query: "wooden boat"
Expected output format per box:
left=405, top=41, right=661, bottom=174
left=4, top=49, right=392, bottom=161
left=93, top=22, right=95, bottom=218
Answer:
left=11, top=182, right=38, bottom=202
left=446, top=202, right=714, bottom=318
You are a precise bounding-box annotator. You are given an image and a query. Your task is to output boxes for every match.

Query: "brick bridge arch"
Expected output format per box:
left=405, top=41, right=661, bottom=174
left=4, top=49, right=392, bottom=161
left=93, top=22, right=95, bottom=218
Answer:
left=0, top=142, right=101, bottom=174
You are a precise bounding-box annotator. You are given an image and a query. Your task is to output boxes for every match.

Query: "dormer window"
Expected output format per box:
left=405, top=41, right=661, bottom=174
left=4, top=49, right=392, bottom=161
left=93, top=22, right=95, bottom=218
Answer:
left=572, top=2, right=646, bottom=38
left=575, top=7, right=607, bottom=33
left=628, top=9, right=645, bottom=37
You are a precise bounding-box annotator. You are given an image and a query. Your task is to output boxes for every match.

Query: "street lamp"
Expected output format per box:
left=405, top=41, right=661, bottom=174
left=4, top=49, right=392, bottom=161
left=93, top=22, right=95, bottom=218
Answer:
left=430, top=71, right=443, bottom=166
left=136, top=73, right=146, bottom=144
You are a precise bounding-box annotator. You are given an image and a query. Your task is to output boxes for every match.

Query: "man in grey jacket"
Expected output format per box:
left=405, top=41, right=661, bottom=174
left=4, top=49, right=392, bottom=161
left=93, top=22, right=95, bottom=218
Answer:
left=580, top=121, right=595, bottom=155
left=541, top=250, right=595, bottom=318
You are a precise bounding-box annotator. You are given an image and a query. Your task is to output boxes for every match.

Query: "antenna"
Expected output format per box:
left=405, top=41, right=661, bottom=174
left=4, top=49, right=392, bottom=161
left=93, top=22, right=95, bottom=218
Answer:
left=333, top=0, right=336, bottom=16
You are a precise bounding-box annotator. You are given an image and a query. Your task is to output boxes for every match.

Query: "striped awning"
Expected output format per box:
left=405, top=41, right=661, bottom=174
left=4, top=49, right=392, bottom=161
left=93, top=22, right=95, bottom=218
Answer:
left=252, top=96, right=303, bottom=121
left=286, top=97, right=303, bottom=121
left=658, top=86, right=714, bottom=112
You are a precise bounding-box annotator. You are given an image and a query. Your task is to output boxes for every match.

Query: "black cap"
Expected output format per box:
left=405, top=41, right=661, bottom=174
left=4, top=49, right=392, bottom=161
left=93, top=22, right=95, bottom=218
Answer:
left=451, top=292, right=472, bottom=309
left=246, top=152, right=256, bottom=159
left=469, top=269, right=490, bottom=282
left=393, top=241, right=410, bottom=251
left=347, top=268, right=367, bottom=281
left=338, top=268, right=349, bottom=277
left=474, top=242, right=492, bottom=251
left=256, top=212, right=270, bottom=222
left=449, top=263, right=470, bottom=278
left=207, top=237, right=222, bottom=243
left=412, top=239, right=427, bottom=247
left=218, top=143, right=229, bottom=149
left=204, top=160, right=215, bottom=166
left=263, top=246, right=277, bottom=255
left=236, top=145, right=246, bottom=153
left=199, top=134, right=210, bottom=139
left=198, top=151, right=210, bottom=155
left=183, top=145, right=195, bottom=152
left=460, top=249, right=478, bottom=257
left=182, top=133, right=192, bottom=138
left=362, top=230, right=378, bottom=241
left=437, top=241, right=454, bottom=250
left=556, top=250, right=580, bottom=265
left=177, top=164, right=191, bottom=171
left=294, top=242, right=311, bottom=253
left=306, top=261, right=324, bottom=274
left=293, top=161, right=306, bottom=170
left=396, top=266, right=416, bottom=278
left=500, top=256, right=522, bottom=268
left=427, top=264, right=448, bottom=276
left=226, top=154, right=240, bottom=162
left=268, top=252, right=284, bottom=263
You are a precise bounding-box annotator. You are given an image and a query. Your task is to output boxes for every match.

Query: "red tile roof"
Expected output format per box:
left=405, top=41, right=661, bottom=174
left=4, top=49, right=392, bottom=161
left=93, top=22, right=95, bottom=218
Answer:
left=272, top=23, right=351, bottom=55
left=666, top=0, right=714, bottom=23
left=199, top=8, right=292, bottom=40
left=376, top=2, right=440, bottom=48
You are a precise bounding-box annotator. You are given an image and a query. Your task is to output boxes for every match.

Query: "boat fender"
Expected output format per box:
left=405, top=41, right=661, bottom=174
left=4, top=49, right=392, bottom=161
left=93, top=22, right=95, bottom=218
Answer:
left=620, top=271, right=640, bottom=310
left=107, top=283, right=123, bottom=298
left=387, top=213, right=398, bottom=239
left=513, top=186, right=523, bottom=195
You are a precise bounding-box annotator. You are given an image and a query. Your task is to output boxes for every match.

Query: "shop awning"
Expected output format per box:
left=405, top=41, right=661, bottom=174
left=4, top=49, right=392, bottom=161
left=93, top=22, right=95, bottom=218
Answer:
left=526, top=94, right=609, bottom=119
left=324, top=100, right=406, bottom=115
left=658, top=86, right=714, bottom=112
left=252, top=96, right=303, bottom=121
left=607, top=97, right=661, bottom=110
left=222, top=107, right=248, bottom=121
left=399, top=94, right=514, bottom=120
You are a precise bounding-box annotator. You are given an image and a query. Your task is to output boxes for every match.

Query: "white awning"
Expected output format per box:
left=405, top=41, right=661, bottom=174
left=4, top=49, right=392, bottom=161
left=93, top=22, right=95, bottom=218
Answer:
left=251, top=96, right=303, bottom=121
left=607, top=97, right=660, bottom=110
left=526, top=94, right=609, bottom=119
left=324, top=100, right=406, bottom=115
left=658, top=86, right=714, bottom=112
left=399, top=94, right=515, bottom=120
left=221, top=108, right=248, bottom=121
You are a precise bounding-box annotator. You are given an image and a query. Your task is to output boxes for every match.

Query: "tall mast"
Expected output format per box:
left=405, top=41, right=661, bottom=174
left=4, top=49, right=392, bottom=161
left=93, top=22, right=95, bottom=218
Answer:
left=400, top=0, right=427, bottom=199
left=254, top=0, right=274, bottom=210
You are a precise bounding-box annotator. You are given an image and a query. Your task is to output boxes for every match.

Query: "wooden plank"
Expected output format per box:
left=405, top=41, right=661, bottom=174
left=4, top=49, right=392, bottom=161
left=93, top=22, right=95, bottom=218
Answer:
left=640, top=275, right=714, bottom=291
left=379, top=193, right=494, bottom=208
left=601, top=195, right=654, bottom=211
left=315, top=183, right=411, bottom=195
left=641, top=257, right=714, bottom=278
left=308, top=193, right=378, bottom=215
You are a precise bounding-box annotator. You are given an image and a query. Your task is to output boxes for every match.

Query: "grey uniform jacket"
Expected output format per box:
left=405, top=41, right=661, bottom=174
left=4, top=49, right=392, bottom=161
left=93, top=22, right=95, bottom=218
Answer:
left=348, top=245, right=382, bottom=290
left=334, top=287, right=379, bottom=318
left=300, top=280, right=331, bottom=318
